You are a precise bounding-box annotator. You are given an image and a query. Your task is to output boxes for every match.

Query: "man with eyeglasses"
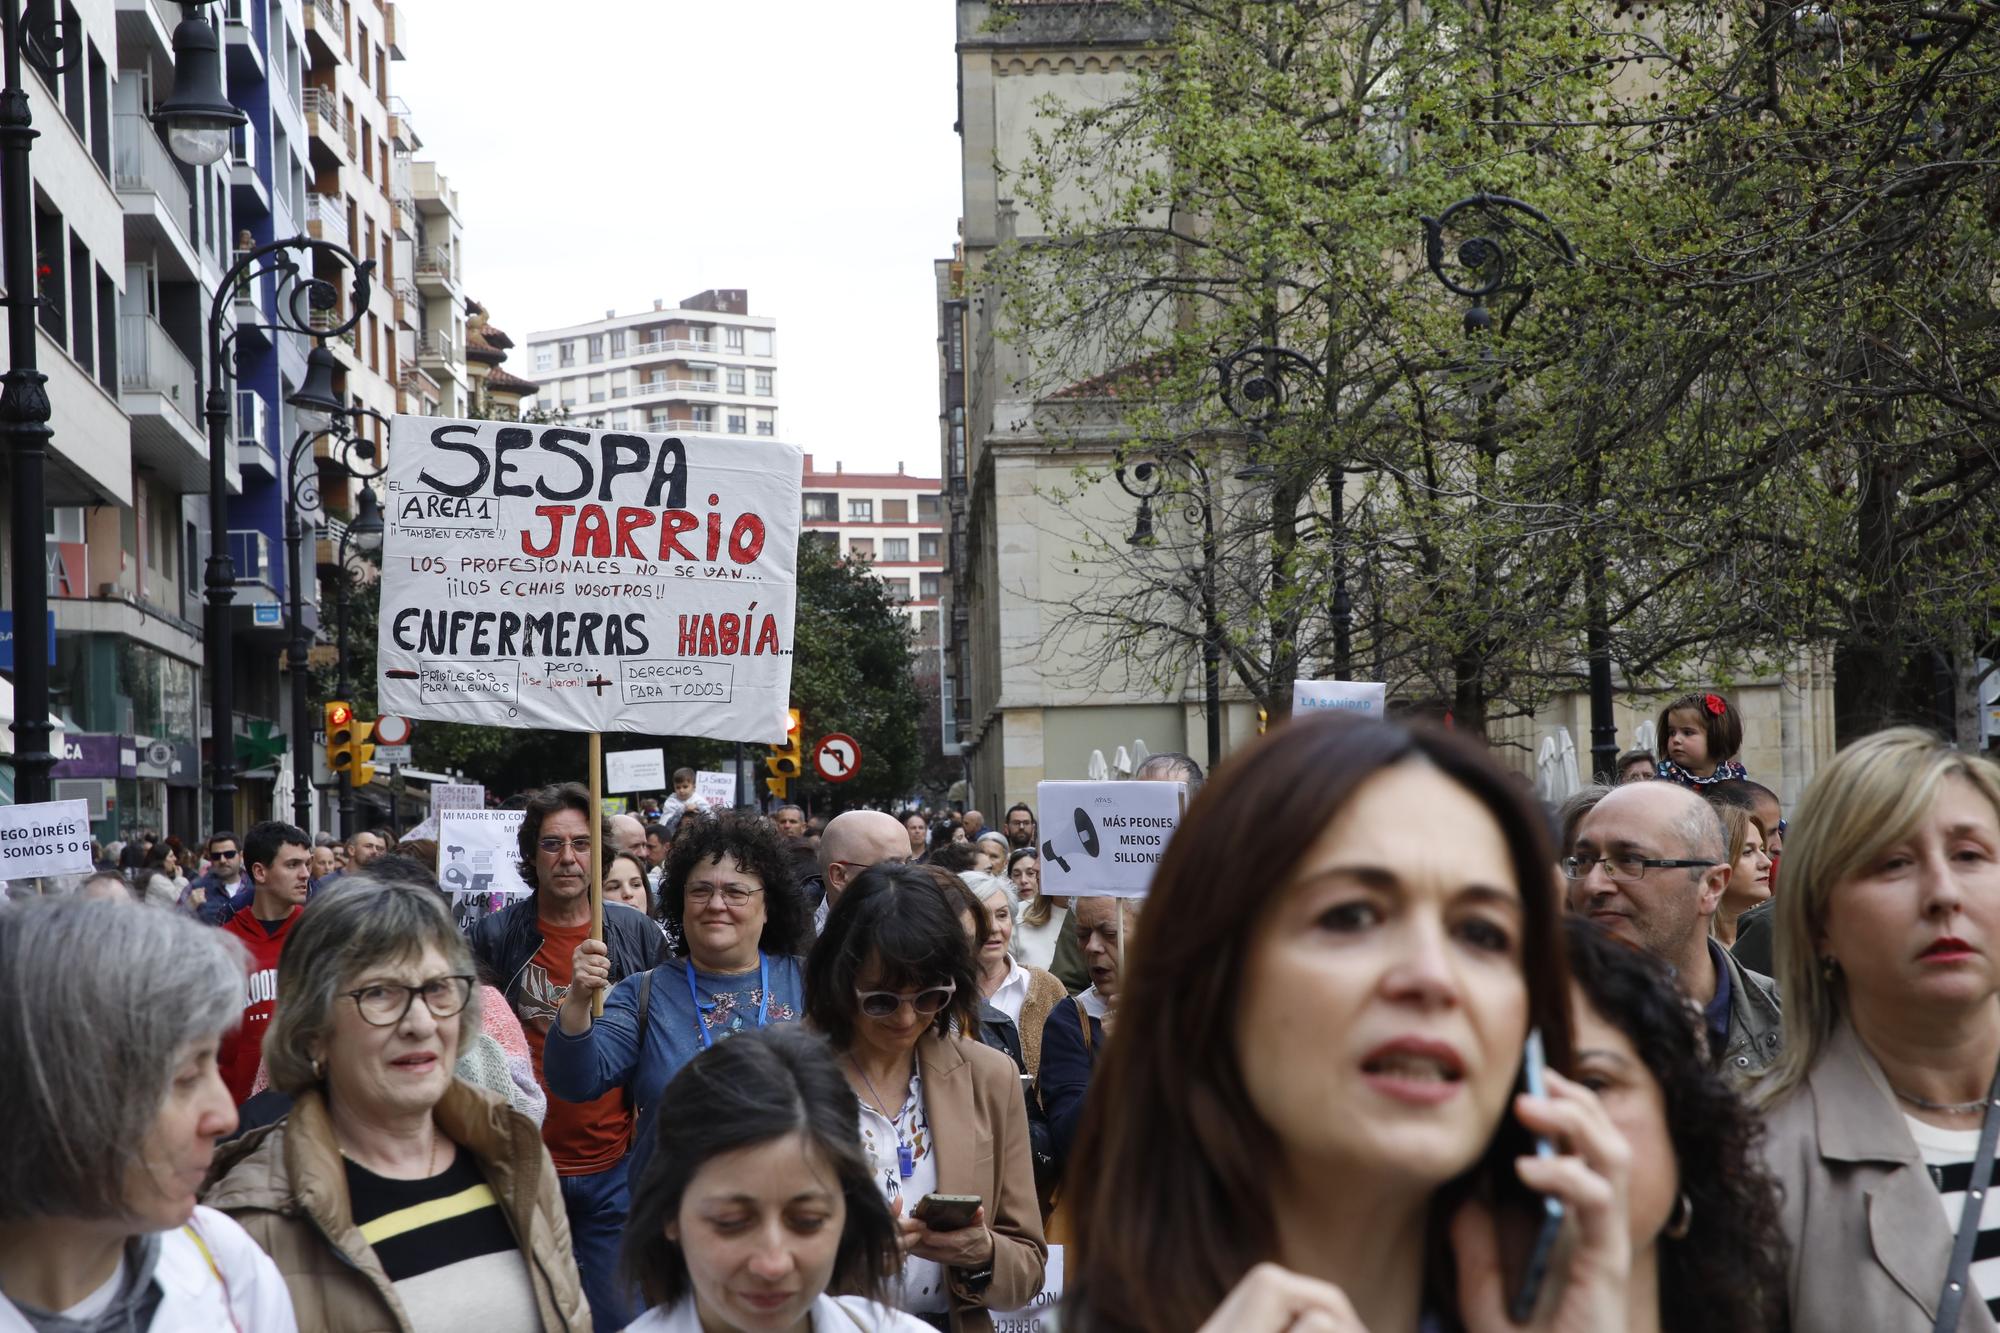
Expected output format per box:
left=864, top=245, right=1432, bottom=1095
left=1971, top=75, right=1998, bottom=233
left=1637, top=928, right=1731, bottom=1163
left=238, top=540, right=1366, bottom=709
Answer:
left=466, top=780, right=667, bottom=1330
left=1566, top=781, right=1783, bottom=1079
left=811, top=809, right=913, bottom=935
left=214, top=820, right=313, bottom=1104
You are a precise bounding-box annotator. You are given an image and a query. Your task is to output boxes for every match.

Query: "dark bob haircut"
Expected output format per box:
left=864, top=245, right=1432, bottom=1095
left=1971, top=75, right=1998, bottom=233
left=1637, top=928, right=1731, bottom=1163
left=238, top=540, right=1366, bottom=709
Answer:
left=1563, top=918, right=1787, bottom=1333
left=1063, top=714, right=1573, bottom=1333
left=659, top=812, right=811, bottom=959
left=620, top=1024, right=902, bottom=1308
left=1655, top=691, right=1744, bottom=767
left=806, top=863, right=981, bottom=1050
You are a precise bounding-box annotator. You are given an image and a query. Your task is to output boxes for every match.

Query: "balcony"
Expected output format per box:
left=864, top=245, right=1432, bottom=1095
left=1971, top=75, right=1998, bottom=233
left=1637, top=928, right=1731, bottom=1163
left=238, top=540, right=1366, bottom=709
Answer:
left=237, top=390, right=275, bottom=478
left=304, top=0, right=342, bottom=63
left=302, top=88, right=349, bottom=169
left=221, top=0, right=265, bottom=79
left=633, top=338, right=715, bottom=357
left=305, top=191, right=348, bottom=249
left=417, top=332, right=461, bottom=382
left=645, top=379, right=715, bottom=395
left=387, top=96, right=420, bottom=152
left=121, top=313, right=213, bottom=492
left=393, top=277, right=419, bottom=327
left=646, top=417, right=720, bottom=435
left=229, top=530, right=279, bottom=596
left=414, top=245, right=454, bottom=291
left=113, top=114, right=196, bottom=261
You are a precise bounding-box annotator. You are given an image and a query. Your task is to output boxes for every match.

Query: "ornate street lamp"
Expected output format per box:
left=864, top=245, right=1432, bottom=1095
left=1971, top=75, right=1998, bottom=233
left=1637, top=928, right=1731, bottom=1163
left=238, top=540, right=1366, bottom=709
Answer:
left=1113, top=448, right=1223, bottom=769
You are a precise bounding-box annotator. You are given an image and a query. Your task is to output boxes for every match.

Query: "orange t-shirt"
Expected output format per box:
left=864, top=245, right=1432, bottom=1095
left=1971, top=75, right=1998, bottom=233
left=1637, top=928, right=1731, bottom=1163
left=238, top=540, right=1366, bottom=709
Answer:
left=513, top=915, right=632, bottom=1175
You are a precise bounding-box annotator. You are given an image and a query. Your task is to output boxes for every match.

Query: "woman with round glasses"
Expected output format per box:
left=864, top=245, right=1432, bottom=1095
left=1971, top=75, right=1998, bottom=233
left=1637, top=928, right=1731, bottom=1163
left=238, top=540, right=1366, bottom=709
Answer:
left=806, top=864, right=1047, bottom=1331
left=545, top=813, right=812, bottom=1190
left=203, top=877, right=589, bottom=1331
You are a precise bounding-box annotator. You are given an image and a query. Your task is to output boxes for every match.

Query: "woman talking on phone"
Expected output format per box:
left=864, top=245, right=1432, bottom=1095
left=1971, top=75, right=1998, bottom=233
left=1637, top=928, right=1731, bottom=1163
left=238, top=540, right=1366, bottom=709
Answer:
left=1061, top=715, right=1631, bottom=1333
left=805, top=866, right=1047, bottom=1331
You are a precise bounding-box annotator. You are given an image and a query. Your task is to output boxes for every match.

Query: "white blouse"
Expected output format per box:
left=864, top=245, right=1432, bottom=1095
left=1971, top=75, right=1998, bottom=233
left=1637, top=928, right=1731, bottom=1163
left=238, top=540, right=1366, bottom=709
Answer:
left=855, top=1067, right=949, bottom=1315
left=1012, top=904, right=1069, bottom=973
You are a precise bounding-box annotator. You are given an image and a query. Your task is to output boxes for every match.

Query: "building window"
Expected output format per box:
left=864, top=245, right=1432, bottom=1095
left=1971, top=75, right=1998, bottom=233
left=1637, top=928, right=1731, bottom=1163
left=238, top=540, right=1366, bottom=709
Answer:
left=882, top=578, right=911, bottom=603
left=559, top=341, right=575, bottom=366
left=918, top=494, right=942, bottom=520
left=803, top=493, right=837, bottom=521
left=847, top=498, right=873, bottom=522
left=726, top=368, right=745, bottom=394
left=883, top=538, right=909, bottom=562
left=919, top=532, right=941, bottom=560
left=610, top=411, right=628, bottom=430
left=849, top=537, right=874, bottom=558
left=755, top=419, right=774, bottom=436
left=535, top=346, right=552, bottom=372
left=609, top=329, right=625, bottom=355
left=690, top=405, right=714, bottom=426
left=803, top=530, right=837, bottom=551
left=920, top=572, right=941, bottom=599
left=883, top=499, right=908, bottom=522
left=587, top=335, right=604, bottom=362
left=725, top=326, right=745, bottom=352
left=727, top=413, right=747, bottom=434
left=755, top=370, right=773, bottom=396
left=751, top=329, right=773, bottom=356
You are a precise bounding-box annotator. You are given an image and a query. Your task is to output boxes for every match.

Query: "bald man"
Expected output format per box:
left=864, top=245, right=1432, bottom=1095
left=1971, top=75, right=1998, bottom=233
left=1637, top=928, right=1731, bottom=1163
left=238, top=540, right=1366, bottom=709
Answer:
left=1567, top=781, right=1782, bottom=1078
left=813, top=809, right=911, bottom=934
left=608, top=812, right=648, bottom=864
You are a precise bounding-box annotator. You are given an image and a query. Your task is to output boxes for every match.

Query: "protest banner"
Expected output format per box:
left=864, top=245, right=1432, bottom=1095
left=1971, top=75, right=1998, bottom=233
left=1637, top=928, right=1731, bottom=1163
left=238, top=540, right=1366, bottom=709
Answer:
left=1292, top=678, right=1387, bottom=718
left=994, top=1245, right=1064, bottom=1333
left=432, top=782, right=487, bottom=812
left=695, top=769, right=735, bottom=809
left=375, top=415, right=802, bottom=743
left=0, top=799, right=94, bottom=880
left=437, top=808, right=530, bottom=931
left=1034, top=780, right=1184, bottom=900
left=604, top=747, right=666, bottom=793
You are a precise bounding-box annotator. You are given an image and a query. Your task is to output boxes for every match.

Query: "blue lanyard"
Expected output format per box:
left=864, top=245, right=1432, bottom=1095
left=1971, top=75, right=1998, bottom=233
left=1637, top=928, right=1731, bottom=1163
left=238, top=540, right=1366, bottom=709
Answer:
left=683, top=952, right=770, bottom=1051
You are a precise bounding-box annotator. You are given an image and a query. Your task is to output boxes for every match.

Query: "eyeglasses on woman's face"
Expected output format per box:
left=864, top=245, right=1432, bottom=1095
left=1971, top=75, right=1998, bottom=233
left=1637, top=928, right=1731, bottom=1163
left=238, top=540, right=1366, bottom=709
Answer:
left=343, top=975, right=475, bottom=1026
left=854, top=981, right=957, bottom=1020
left=686, top=883, right=764, bottom=908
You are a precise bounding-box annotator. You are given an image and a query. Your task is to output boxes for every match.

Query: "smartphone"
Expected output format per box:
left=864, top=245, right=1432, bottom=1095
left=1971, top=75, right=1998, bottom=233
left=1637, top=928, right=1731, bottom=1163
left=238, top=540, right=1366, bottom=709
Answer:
left=912, top=1193, right=982, bottom=1232
left=1500, top=1028, right=1565, bottom=1324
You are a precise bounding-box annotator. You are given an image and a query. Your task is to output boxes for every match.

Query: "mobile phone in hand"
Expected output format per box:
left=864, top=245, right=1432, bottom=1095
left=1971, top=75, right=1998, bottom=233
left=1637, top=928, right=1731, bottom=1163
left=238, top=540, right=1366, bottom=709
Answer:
left=1502, top=1027, right=1565, bottom=1323
left=912, top=1193, right=982, bottom=1232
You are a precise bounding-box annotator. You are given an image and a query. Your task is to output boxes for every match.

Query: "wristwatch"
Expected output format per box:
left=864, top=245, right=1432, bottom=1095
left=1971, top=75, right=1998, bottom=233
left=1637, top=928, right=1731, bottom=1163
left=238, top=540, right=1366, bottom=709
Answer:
left=954, top=1262, right=996, bottom=1296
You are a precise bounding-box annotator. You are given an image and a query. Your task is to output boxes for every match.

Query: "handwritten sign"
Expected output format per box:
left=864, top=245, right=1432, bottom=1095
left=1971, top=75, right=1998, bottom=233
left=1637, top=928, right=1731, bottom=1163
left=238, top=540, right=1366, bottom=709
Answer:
left=1033, top=781, right=1184, bottom=899
left=994, top=1245, right=1064, bottom=1332
left=437, top=808, right=531, bottom=929
left=376, top=415, right=802, bottom=742
left=1292, top=678, right=1387, bottom=718
left=432, top=782, right=486, bottom=813
left=0, top=799, right=95, bottom=880
left=695, top=770, right=736, bottom=809
left=604, top=747, right=666, bottom=794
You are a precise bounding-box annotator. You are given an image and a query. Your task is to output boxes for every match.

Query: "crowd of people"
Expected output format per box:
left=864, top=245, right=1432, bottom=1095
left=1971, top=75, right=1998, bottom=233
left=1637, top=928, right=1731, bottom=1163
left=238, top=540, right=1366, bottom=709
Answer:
left=5, top=692, right=2000, bottom=1333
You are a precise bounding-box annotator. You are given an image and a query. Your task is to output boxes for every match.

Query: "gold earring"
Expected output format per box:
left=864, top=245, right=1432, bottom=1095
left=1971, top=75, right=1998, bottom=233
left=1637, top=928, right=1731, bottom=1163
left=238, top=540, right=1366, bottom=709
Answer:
left=1665, top=1191, right=1694, bottom=1240
left=310, top=1055, right=324, bottom=1080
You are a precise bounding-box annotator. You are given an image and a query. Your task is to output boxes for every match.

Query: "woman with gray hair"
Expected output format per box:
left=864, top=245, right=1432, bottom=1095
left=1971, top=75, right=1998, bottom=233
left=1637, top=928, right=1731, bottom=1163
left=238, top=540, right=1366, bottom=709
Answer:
left=961, top=872, right=1066, bottom=1081
left=202, top=877, right=589, bottom=1332
left=0, top=898, right=296, bottom=1329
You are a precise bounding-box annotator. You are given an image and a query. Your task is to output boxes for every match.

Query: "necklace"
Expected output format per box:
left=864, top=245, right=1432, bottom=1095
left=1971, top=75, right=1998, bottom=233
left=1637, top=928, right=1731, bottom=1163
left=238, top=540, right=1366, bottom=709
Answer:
left=1894, top=1086, right=1995, bottom=1116
left=849, top=1054, right=917, bottom=1181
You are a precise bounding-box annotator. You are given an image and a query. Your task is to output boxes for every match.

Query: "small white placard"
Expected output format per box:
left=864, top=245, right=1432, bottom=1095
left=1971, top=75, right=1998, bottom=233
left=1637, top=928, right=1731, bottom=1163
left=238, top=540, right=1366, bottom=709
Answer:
left=994, top=1245, right=1064, bottom=1332
left=0, top=799, right=95, bottom=880
left=431, top=782, right=486, bottom=813
left=437, top=808, right=531, bottom=929
left=373, top=743, right=412, bottom=765
left=1292, top=678, right=1387, bottom=718
left=605, top=747, right=667, bottom=794
left=1033, top=781, right=1183, bottom=899
left=695, top=769, right=736, bottom=809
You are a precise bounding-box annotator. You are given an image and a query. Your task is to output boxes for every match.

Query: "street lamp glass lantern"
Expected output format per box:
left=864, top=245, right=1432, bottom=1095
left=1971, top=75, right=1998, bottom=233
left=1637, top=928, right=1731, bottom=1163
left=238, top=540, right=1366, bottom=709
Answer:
left=152, top=14, right=246, bottom=167
left=288, top=342, right=343, bottom=433
left=349, top=487, right=386, bottom=557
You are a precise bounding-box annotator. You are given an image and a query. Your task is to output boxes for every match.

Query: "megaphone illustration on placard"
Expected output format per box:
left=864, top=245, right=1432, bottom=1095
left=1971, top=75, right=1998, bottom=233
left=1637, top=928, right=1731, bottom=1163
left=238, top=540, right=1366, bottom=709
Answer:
left=1041, top=804, right=1102, bottom=875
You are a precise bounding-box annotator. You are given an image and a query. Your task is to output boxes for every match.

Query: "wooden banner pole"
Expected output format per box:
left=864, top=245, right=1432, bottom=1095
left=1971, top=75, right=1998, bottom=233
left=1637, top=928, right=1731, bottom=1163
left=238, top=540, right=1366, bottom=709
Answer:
left=589, top=731, right=605, bottom=1018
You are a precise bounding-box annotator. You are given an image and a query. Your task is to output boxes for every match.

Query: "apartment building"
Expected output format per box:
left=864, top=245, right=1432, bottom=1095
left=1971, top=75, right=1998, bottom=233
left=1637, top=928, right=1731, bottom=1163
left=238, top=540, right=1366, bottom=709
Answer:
left=524, top=289, right=779, bottom=439
left=797, top=455, right=946, bottom=649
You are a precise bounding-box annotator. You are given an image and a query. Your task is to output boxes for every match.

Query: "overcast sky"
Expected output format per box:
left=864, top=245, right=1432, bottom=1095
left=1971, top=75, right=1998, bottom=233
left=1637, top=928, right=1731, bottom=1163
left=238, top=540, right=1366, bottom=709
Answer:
left=394, top=2, right=963, bottom=477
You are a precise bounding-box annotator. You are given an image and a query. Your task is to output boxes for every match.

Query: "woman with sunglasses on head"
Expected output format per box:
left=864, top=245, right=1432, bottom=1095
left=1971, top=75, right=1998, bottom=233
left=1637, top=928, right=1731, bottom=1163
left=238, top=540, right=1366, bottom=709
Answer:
left=1061, top=715, right=1631, bottom=1333
left=203, top=877, right=588, bottom=1331
left=806, top=865, right=1048, bottom=1332
left=547, top=813, right=813, bottom=1192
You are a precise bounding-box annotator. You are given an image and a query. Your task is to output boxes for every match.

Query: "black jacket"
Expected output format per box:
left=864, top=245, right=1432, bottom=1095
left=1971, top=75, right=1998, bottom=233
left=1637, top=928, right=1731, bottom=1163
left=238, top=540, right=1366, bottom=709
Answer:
left=973, top=1002, right=1057, bottom=1200
left=468, top=895, right=667, bottom=1006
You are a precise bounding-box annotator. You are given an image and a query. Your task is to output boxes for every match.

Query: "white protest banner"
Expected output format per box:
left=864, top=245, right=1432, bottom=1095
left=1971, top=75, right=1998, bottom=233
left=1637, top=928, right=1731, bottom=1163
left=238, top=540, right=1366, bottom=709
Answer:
left=0, top=799, right=94, bottom=880
left=695, top=770, right=736, bottom=809
left=437, top=808, right=531, bottom=930
left=1033, top=780, right=1184, bottom=899
left=994, top=1245, right=1064, bottom=1333
left=604, top=747, right=666, bottom=794
left=1293, top=678, right=1387, bottom=718
left=431, top=782, right=486, bottom=813
left=376, top=415, right=802, bottom=743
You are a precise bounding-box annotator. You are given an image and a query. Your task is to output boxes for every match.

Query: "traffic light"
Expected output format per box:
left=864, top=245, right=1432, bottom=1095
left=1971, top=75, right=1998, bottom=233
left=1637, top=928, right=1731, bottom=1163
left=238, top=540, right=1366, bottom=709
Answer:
left=765, top=708, right=803, bottom=783
left=765, top=776, right=788, bottom=800
left=324, top=701, right=353, bottom=772
left=348, top=719, right=377, bottom=788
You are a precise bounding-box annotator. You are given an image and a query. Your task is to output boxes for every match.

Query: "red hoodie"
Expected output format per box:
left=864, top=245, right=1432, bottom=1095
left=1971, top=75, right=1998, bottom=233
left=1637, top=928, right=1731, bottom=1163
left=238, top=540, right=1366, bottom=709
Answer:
left=217, top=905, right=302, bottom=1104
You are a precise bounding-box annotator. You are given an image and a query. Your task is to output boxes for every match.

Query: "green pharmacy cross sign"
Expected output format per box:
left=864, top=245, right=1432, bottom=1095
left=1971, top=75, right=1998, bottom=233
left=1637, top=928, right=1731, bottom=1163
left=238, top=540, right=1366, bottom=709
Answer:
left=235, top=718, right=288, bottom=773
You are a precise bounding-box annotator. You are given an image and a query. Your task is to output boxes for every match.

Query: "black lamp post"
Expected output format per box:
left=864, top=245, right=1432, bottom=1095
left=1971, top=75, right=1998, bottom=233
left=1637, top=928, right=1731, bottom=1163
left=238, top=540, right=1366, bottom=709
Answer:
left=332, top=488, right=383, bottom=839
left=1114, top=449, right=1223, bottom=770
left=283, top=396, right=386, bottom=829
left=1418, top=195, right=1606, bottom=775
